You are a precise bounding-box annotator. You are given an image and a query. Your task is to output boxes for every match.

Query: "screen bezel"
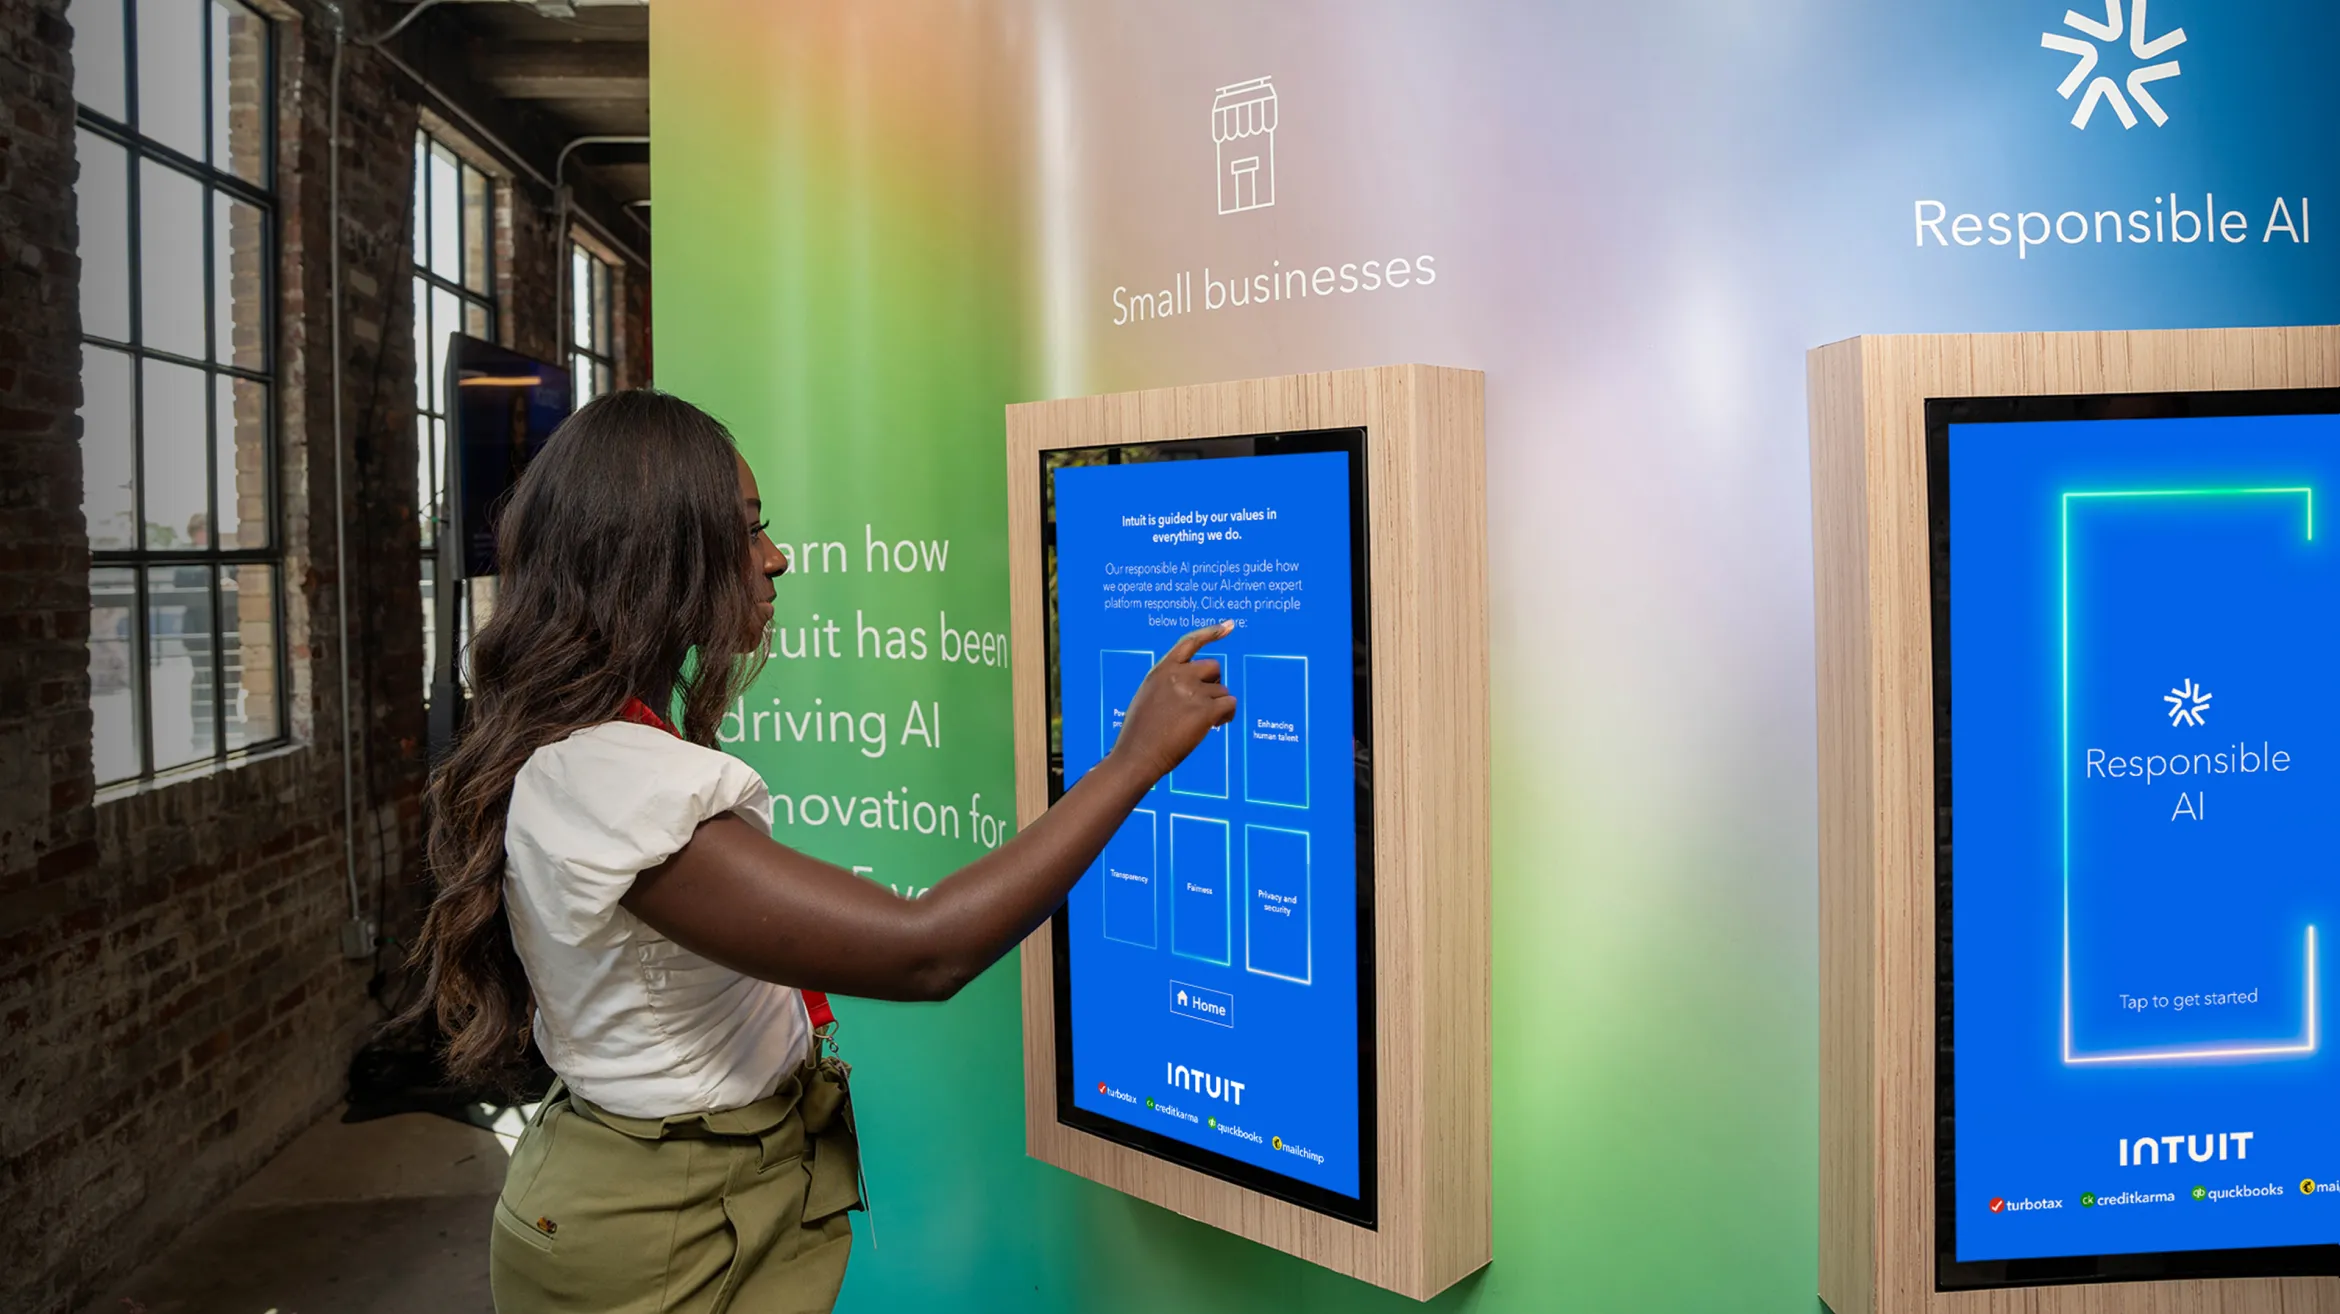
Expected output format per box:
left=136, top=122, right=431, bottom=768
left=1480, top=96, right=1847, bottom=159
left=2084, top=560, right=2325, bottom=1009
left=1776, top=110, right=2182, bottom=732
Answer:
left=1039, top=427, right=1380, bottom=1228
left=1927, top=386, right=2340, bottom=1291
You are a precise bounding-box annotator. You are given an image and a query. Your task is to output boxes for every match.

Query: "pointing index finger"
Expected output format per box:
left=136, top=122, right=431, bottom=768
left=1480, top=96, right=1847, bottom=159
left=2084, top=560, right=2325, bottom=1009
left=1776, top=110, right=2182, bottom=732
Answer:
left=1165, top=620, right=1235, bottom=664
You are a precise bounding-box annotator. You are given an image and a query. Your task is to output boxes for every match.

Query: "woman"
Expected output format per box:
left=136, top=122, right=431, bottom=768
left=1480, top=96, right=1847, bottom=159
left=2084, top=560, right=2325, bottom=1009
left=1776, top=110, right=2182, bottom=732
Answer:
left=408, top=390, right=1234, bottom=1313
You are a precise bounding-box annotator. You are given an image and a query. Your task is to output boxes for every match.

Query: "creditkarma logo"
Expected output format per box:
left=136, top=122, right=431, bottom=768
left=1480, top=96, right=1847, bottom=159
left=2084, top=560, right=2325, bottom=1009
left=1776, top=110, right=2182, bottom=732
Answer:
left=2041, top=0, right=2186, bottom=130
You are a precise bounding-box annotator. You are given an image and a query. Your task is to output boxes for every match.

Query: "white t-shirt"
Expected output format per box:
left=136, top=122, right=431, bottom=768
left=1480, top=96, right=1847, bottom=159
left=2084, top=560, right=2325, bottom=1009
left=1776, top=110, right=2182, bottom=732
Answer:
left=503, top=721, right=811, bottom=1118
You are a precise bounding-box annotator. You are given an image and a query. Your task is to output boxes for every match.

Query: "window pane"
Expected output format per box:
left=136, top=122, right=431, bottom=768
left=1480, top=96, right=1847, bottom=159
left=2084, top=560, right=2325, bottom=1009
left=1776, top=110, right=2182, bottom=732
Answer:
left=134, top=0, right=205, bottom=160
left=219, top=562, right=277, bottom=748
left=462, top=165, right=491, bottom=294
left=82, top=345, right=137, bottom=550
left=212, top=192, right=265, bottom=369
left=209, top=0, right=265, bottom=186
left=571, top=246, right=589, bottom=349
left=90, top=566, right=142, bottom=784
left=411, top=275, right=431, bottom=414
left=431, top=285, right=460, bottom=409
left=140, top=357, right=208, bottom=549
left=76, top=130, right=132, bottom=342
left=463, top=298, right=489, bottom=343
left=597, top=362, right=612, bottom=399
left=411, top=135, right=428, bottom=267
left=431, top=417, right=447, bottom=535
left=572, top=352, right=588, bottom=400
left=459, top=576, right=496, bottom=687
left=416, top=412, right=434, bottom=548
left=138, top=158, right=207, bottom=358
left=69, top=0, right=126, bottom=120
left=468, top=575, right=498, bottom=638
left=214, top=375, right=265, bottom=548
left=428, top=143, right=460, bottom=282
left=420, top=557, right=436, bottom=694
left=146, top=562, right=217, bottom=769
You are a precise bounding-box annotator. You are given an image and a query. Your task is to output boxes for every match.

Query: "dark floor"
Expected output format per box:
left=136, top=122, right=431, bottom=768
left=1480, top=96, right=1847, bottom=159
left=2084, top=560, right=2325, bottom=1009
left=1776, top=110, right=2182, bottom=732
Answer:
left=82, top=1105, right=524, bottom=1314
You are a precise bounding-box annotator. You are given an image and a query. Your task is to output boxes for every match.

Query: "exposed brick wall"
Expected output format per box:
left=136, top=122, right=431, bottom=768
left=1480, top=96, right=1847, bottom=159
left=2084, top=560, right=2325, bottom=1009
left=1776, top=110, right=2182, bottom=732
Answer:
left=490, top=169, right=650, bottom=380
left=0, top=1, right=654, bottom=1304
left=0, top=0, right=96, bottom=1073
left=472, top=140, right=650, bottom=388
left=495, top=174, right=561, bottom=364
left=617, top=258, right=653, bottom=389
left=0, top=2, right=442, bottom=1309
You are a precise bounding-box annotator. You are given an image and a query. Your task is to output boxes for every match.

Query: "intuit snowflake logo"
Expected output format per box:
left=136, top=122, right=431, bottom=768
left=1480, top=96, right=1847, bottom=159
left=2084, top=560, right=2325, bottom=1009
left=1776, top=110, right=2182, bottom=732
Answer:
left=2165, top=678, right=2212, bottom=727
left=2041, top=0, right=2186, bottom=130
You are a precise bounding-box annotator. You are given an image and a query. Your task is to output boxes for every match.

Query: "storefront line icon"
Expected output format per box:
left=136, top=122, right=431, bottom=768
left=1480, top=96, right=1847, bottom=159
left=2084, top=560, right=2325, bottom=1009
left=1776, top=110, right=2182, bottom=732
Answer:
left=1213, top=78, right=1277, bottom=215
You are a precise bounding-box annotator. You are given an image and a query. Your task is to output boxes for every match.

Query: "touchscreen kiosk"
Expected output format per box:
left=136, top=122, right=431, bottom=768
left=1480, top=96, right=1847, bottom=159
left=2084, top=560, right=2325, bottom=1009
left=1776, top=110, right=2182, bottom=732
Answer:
left=1810, top=326, right=2340, bottom=1314
left=1935, top=390, right=2340, bottom=1288
left=1045, top=431, right=1374, bottom=1222
left=1005, top=366, right=1490, bottom=1301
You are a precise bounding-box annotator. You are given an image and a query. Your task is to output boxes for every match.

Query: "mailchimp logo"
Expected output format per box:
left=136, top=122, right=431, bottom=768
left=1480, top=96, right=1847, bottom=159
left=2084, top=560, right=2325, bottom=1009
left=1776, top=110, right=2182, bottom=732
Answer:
left=2040, top=0, right=2187, bottom=130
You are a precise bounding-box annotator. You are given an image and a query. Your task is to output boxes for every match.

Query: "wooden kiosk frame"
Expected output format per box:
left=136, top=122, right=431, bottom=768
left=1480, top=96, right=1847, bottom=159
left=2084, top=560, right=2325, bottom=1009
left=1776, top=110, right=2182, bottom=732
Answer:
left=1004, top=365, right=1491, bottom=1301
left=1811, top=327, right=2340, bottom=1314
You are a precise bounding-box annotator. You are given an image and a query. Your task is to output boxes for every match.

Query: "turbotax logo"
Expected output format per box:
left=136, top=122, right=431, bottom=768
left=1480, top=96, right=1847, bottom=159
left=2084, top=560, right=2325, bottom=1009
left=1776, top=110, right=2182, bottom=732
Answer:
left=2040, top=0, right=2186, bottom=130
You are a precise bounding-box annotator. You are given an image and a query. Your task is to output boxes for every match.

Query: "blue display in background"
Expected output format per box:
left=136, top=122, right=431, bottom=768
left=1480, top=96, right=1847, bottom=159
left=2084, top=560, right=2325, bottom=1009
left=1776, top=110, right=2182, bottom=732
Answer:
left=1051, top=450, right=1362, bottom=1201
left=1949, top=409, right=2340, bottom=1264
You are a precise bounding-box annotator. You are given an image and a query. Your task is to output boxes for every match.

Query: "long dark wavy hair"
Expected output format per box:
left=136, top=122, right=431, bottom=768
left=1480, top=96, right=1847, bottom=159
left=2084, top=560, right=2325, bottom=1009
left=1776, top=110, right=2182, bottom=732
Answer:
left=404, top=389, right=769, bottom=1091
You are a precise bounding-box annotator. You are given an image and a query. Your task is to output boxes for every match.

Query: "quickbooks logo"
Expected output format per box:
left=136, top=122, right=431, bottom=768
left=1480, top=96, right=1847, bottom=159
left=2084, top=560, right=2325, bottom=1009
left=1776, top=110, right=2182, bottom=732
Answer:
left=2040, top=0, right=2186, bottom=130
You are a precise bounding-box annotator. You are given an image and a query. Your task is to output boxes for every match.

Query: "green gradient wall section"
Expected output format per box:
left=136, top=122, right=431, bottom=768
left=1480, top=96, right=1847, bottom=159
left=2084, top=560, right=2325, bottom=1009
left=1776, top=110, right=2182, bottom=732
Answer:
left=653, top=2, right=1819, bottom=1310
left=651, top=11, right=1061, bottom=1306
left=652, top=5, right=1028, bottom=880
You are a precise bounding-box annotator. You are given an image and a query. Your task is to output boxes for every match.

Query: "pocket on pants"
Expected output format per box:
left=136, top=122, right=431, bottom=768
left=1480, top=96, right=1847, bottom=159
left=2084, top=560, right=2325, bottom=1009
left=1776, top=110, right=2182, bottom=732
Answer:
left=493, top=1196, right=559, bottom=1255
left=492, top=1104, right=725, bottom=1313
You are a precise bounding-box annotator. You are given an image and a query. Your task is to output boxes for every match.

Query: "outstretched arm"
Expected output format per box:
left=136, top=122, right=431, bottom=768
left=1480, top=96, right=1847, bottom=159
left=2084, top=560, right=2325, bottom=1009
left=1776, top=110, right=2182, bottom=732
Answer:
left=621, top=622, right=1237, bottom=1001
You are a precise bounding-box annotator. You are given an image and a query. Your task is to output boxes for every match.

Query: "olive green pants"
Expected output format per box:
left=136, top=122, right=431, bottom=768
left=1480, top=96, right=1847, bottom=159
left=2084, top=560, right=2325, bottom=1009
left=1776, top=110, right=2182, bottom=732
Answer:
left=490, top=1059, right=861, bottom=1314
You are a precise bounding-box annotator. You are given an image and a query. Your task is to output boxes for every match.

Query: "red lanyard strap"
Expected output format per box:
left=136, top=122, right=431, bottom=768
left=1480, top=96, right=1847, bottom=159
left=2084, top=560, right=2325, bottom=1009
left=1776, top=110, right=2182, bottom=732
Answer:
left=619, top=698, right=833, bottom=1032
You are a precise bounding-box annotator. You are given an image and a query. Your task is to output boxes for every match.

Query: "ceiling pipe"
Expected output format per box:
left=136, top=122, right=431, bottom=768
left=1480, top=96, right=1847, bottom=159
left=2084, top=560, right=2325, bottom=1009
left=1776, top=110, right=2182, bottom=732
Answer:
left=368, top=0, right=457, bottom=45
left=321, top=3, right=369, bottom=958
left=357, top=6, right=648, bottom=268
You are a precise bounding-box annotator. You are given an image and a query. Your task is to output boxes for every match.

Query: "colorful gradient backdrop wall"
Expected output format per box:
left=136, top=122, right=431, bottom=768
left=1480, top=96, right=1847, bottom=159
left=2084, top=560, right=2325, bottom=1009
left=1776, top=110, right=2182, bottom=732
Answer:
left=651, top=3, right=2340, bottom=1309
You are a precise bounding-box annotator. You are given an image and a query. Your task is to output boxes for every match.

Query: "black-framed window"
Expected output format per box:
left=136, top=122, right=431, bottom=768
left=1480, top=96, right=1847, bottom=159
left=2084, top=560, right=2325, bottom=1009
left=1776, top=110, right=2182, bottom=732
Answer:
left=411, top=130, right=497, bottom=692
left=74, top=0, right=284, bottom=787
left=569, top=240, right=614, bottom=400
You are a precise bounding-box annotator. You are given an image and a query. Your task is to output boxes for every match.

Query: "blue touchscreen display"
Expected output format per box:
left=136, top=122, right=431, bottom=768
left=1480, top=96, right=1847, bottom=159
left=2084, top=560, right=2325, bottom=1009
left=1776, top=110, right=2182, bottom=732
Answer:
left=1947, top=407, right=2340, bottom=1265
left=1048, top=441, right=1367, bottom=1210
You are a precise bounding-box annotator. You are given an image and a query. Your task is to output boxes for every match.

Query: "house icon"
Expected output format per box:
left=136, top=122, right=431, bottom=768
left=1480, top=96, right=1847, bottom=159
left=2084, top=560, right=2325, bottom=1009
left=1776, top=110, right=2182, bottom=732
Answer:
left=1212, top=77, right=1277, bottom=215
left=1177, top=990, right=1191, bottom=1007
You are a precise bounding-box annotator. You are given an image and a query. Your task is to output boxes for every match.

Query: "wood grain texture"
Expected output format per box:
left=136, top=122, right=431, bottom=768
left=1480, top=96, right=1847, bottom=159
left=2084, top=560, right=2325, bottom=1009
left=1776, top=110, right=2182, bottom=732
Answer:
left=1004, top=365, right=1490, bottom=1302
left=1810, top=328, right=2340, bottom=1314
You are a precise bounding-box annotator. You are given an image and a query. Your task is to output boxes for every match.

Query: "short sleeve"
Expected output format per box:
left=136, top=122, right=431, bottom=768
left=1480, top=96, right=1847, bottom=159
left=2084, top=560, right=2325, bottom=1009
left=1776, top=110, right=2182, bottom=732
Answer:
left=505, top=722, right=774, bottom=944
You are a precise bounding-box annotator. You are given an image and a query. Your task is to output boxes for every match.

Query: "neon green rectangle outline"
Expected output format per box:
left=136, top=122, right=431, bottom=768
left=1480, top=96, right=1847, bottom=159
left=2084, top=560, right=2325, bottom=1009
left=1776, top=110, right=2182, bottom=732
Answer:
left=2057, top=487, right=2317, bottom=1065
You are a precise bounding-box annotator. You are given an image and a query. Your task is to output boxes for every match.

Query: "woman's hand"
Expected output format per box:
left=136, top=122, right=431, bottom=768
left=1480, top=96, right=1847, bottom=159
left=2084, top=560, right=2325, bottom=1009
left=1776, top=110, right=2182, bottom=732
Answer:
left=1107, top=621, right=1239, bottom=782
